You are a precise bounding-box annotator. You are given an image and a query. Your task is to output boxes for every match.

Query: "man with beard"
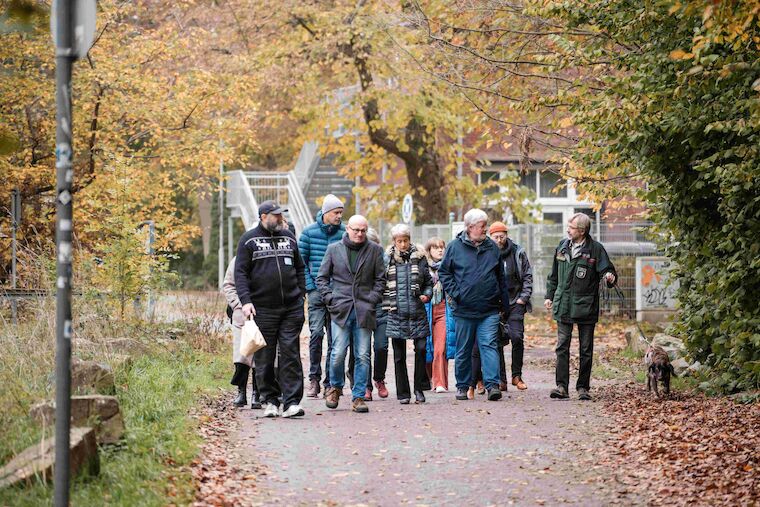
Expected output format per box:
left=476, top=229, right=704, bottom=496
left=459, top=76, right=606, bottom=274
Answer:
left=235, top=200, right=307, bottom=418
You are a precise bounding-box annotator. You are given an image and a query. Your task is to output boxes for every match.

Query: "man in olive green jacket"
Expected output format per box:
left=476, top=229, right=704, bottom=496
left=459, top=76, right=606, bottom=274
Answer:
left=545, top=213, right=617, bottom=401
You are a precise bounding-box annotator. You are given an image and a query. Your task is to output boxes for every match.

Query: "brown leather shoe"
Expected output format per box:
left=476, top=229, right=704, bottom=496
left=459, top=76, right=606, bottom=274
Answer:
left=325, top=387, right=341, bottom=409
left=476, top=381, right=486, bottom=395
left=499, top=381, right=509, bottom=392
left=512, top=376, right=527, bottom=390
left=306, top=379, right=320, bottom=398
left=375, top=381, right=389, bottom=398
left=364, top=388, right=373, bottom=401
left=352, top=398, right=369, bottom=413
left=467, top=386, right=475, bottom=400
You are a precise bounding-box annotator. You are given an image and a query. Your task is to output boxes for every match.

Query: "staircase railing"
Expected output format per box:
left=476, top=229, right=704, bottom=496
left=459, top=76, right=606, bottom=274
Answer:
left=226, top=142, right=320, bottom=235
left=225, top=170, right=259, bottom=230
left=286, top=170, right=313, bottom=233
left=240, top=170, right=312, bottom=235
left=293, top=141, right=320, bottom=191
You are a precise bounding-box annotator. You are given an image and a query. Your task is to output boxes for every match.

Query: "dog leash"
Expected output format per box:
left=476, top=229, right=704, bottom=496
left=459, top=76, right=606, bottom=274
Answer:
left=610, top=282, right=653, bottom=347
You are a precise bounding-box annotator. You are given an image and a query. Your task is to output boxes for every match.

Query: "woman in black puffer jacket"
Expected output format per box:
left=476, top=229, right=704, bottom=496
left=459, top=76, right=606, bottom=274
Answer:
left=384, top=224, right=433, bottom=404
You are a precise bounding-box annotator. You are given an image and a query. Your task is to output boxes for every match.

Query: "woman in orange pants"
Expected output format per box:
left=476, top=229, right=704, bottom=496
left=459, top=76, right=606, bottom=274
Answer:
left=424, top=238, right=457, bottom=392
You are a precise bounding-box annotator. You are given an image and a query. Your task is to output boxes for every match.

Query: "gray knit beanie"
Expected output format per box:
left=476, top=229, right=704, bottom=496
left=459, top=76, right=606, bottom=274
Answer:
left=321, top=194, right=344, bottom=215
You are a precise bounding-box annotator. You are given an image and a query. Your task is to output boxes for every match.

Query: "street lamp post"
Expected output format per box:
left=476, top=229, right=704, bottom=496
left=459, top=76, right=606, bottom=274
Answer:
left=218, top=139, right=224, bottom=290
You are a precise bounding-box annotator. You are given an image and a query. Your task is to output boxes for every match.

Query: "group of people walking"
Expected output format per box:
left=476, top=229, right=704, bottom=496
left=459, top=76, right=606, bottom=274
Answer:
left=223, top=193, right=616, bottom=417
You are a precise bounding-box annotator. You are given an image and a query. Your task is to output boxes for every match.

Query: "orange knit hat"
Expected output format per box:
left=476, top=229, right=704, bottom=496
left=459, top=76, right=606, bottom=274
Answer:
left=489, top=221, right=508, bottom=235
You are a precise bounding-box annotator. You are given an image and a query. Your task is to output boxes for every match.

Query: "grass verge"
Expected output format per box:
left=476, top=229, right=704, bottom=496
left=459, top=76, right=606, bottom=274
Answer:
left=0, top=296, right=229, bottom=506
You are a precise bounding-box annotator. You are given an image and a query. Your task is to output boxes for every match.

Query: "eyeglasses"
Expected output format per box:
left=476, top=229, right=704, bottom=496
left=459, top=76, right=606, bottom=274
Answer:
left=348, top=226, right=367, bottom=234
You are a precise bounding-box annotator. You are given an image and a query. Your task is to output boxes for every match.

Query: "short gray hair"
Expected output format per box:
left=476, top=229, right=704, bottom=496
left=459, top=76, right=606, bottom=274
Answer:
left=390, top=223, right=411, bottom=239
left=569, top=212, right=592, bottom=235
left=464, top=208, right=488, bottom=227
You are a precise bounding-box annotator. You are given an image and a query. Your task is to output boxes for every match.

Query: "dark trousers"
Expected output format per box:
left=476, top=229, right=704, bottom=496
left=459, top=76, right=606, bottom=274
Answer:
left=507, top=304, right=526, bottom=377
left=391, top=337, right=430, bottom=400
left=472, top=344, right=508, bottom=385
left=253, top=303, right=305, bottom=409
left=307, top=290, right=332, bottom=386
left=555, top=321, right=596, bottom=391
left=471, top=303, right=526, bottom=384
left=231, top=363, right=258, bottom=393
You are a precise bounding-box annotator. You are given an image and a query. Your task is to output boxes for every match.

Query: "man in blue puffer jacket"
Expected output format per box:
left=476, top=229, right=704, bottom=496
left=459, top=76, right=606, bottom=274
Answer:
left=298, top=194, right=345, bottom=398
left=439, top=208, right=510, bottom=402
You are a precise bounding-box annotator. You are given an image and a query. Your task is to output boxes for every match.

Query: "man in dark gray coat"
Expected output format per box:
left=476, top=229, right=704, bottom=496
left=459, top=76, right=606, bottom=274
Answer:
left=316, top=215, right=386, bottom=414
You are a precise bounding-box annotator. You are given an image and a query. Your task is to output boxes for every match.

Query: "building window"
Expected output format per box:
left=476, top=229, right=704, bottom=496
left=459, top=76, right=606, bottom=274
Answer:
left=573, top=207, right=595, bottom=219
left=517, top=165, right=568, bottom=198
left=539, top=168, right=568, bottom=198
left=543, top=212, right=564, bottom=224
left=519, top=169, right=537, bottom=193
left=479, top=170, right=500, bottom=195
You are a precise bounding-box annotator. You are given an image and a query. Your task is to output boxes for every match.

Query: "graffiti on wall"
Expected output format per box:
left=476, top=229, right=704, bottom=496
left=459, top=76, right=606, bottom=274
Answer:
left=636, top=256, right=678, bottom=311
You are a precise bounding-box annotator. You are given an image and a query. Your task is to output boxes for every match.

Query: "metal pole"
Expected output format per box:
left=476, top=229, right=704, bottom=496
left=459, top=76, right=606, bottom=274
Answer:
left=11, top=189, right=19, bottom=326
left=227, top=216, right=233, bottom=263
left=354, top=176, right=360, bottom=215
left=54, top=1, right=75, bottom=504
left=595, top=209, right=601, bottom=240
left=137, top=220, right=155, bottom=319
left=218, top=140, right=224, bottom=290
left=457, top=126, right=464, bottom=221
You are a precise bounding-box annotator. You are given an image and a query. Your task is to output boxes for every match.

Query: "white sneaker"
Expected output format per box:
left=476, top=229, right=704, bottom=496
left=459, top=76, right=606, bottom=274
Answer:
left=263, top=403, right=279, bottom=417
left=435, top=386, right=448, bottom=393
left=281, top=404, right=305, bottom=418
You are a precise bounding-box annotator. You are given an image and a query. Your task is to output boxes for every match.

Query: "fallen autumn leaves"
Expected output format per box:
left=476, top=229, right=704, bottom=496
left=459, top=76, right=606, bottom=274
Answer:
left=595, top=383, right=759, bottom=506
left=188, top=394, right=266, bottom=507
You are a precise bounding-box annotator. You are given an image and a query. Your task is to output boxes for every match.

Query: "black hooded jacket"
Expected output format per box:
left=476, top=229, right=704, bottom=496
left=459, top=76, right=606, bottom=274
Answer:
left=234, top=223, right=306, bottom=309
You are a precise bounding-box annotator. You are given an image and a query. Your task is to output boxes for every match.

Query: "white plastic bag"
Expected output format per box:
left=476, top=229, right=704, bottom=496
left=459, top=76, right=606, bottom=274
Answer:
left=240, top=317, right=266, bottom=356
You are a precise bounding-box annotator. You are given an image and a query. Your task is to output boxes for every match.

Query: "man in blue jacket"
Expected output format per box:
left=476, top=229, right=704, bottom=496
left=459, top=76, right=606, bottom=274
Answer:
left=298, top=194, right=345, bottom=398
left=439, top=208, right=510, bottom=402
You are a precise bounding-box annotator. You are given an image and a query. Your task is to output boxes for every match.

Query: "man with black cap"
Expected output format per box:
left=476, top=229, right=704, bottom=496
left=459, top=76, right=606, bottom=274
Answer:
left=235, top=200, right=307, bottom=418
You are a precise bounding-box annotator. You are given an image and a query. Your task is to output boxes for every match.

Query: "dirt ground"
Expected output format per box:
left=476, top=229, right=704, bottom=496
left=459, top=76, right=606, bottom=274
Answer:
left=194, top=313, right=638, bottom=506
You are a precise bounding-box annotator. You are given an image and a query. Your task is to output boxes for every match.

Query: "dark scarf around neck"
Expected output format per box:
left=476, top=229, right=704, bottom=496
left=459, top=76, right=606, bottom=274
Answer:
left=342, top=233, right=366, bottom=251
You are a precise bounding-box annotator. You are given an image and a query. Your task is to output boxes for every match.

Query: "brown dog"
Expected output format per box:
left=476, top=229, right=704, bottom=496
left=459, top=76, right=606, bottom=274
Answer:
left=645, top=345, right=676, bottom=397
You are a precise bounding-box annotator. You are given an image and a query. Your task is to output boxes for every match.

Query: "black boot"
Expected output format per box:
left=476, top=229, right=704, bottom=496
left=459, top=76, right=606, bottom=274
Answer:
left=250, top=368, right=262, bottom=409
left=231, top=363, right=250, bottom=407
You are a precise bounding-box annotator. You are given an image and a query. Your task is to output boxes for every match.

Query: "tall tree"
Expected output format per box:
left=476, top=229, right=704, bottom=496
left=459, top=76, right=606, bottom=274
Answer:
left=0, top=0, right=261, bottom=283
left=240, top=0, right=537, bottom=223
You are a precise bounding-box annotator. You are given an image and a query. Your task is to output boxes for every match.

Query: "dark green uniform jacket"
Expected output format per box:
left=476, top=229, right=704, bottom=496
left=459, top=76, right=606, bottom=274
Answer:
left=545, top=236, right=616, bottom=324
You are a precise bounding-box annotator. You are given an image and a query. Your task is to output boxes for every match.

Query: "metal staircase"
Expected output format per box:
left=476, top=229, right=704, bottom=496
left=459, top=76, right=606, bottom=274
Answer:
left=225, top=142, right=352, bottom=236
left=303, top=154, right=355, bottom=218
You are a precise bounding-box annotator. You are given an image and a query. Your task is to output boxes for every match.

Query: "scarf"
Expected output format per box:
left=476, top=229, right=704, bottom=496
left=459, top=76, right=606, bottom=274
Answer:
left=342, top=234, right=365, bottom=250
left=382, top=244, right=423, bottom=312
left=428, top=260, right=444, bottom=305
left=342, top=234, right=365, bottom=272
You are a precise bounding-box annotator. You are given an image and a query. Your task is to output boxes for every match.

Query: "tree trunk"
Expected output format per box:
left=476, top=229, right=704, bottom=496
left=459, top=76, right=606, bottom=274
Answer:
left=349, top=40, right=449, bottom=223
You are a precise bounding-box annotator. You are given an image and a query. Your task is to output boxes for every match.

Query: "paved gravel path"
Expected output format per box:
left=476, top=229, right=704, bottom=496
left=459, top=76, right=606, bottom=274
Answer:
left=232, top=344, right=622, bottom=506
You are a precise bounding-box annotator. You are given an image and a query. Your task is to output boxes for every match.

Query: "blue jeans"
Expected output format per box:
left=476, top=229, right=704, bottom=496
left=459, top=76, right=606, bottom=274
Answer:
left=454, top=313, right=500, bottom=390
left=347, top=311, right=389, bottom=390
left=307, top=290, right=332, bottom=385
left=330, top=309, right=371, bottom=400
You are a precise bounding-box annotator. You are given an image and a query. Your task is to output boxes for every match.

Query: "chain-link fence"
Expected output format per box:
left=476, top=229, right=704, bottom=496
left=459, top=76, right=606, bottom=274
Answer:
left=503, top=221, right=657, bottom=316
left=373, top=219, right=658, bottom=317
